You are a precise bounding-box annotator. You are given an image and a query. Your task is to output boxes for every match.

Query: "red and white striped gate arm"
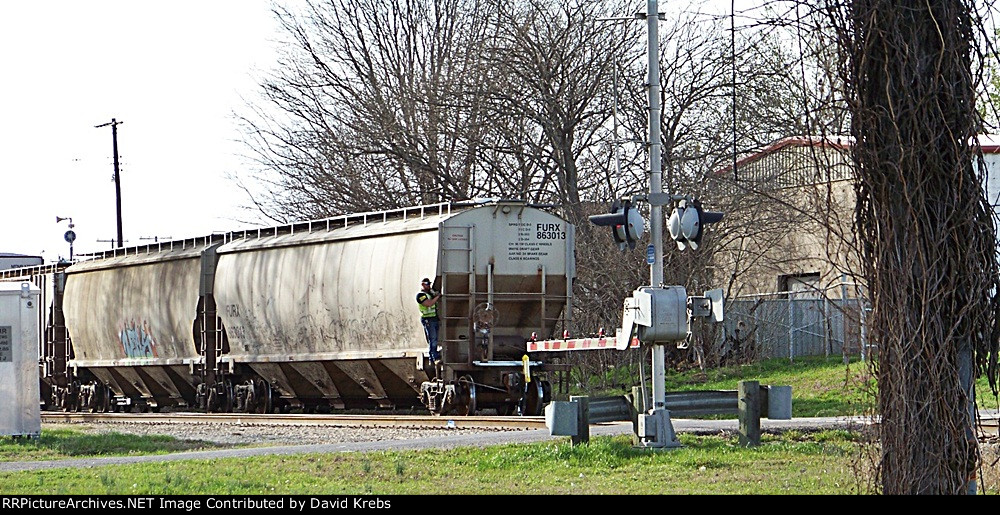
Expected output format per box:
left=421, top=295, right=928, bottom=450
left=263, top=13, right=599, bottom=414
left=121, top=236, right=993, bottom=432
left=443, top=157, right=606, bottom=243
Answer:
left=526, top=332, right=640, bottom=352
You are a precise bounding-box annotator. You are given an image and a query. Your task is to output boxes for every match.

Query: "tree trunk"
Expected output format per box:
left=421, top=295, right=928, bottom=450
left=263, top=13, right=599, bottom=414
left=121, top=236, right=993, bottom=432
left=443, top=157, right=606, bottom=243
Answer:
left=839, top=0, right=1000, bottom=494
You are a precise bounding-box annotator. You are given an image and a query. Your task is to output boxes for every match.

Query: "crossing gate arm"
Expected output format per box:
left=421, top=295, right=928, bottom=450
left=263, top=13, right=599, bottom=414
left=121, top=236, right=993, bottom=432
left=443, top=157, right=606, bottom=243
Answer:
left=526, top=336, right=640, bottom=352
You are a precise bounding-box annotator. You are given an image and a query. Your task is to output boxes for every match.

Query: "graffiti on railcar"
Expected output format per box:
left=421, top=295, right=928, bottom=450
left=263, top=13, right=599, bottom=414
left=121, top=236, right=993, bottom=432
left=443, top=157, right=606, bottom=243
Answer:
left=118, top=318, right=158, bottom=358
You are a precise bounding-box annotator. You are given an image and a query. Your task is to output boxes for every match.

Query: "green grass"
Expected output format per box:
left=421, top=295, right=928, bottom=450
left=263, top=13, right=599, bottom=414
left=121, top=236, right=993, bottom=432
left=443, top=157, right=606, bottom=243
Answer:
left=0, top=427, right=230, bottom=461
left=662, top=355, right=875, bottom=418
left=0, top=431, right=863, bottom=495
left=976, top=375, right=1000, bottom=411
left=617, top=353, right=1000, bottom=415
left=572, top=355, right=875, bottom=418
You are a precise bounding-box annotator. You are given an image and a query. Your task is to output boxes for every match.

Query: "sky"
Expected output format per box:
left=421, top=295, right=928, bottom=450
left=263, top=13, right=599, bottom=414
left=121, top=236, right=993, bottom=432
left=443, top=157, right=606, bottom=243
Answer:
left=0, top=0, right=750, bottom=263
left=0, top=1, right=284, bottom=262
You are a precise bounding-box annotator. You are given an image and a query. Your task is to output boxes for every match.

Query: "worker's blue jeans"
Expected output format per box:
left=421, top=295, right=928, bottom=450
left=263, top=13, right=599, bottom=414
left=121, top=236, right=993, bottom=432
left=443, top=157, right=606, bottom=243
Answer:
left=421, top=317, right=441, bottom=362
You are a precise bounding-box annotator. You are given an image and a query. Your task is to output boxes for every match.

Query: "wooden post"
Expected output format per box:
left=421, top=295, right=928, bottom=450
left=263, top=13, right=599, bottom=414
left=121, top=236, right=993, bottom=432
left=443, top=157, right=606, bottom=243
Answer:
left=738, top=380, right=760, bottom=447
left=570, top=395, right=590, bottom=445
left=631, top=386, right=643, bottom=446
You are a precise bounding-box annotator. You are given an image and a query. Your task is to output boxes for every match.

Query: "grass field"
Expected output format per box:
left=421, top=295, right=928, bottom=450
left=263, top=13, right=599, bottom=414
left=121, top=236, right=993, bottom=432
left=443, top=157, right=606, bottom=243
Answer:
left=0, top=431, right=864, bottom=495
left=582, top=354, right=1000, bottom=415
left=0, top=427, right=230, bottom=462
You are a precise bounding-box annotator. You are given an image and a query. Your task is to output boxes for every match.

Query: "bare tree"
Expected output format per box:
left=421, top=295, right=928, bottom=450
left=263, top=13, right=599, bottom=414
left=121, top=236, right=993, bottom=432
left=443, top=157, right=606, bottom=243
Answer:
left=238, top=0, right=500, bottom=221
left=480, top=0, right=638, bottom=224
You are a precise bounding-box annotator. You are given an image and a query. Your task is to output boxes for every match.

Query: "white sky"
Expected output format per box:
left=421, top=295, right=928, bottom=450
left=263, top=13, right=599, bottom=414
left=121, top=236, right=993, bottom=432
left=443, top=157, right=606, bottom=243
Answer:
left=0, top=0, right=751, bottom=263
left=0, top=1, right=283, bottom=262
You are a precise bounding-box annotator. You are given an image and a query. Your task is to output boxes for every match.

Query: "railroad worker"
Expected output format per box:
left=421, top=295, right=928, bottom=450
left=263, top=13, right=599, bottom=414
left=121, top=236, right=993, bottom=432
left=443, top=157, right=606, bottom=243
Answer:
left=417, top=278, right=442, bottom=364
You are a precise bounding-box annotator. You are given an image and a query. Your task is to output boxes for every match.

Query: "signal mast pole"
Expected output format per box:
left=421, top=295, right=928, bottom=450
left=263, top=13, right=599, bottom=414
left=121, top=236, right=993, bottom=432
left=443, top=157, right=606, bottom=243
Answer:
left=95, top=118, right=124, bottom=248
left=646, top=0, right=667, bottom=412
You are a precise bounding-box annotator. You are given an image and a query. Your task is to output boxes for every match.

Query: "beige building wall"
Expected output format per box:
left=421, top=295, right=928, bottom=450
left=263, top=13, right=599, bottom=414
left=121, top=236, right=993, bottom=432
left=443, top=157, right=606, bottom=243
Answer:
left=712, top=138, right=860, bottom=299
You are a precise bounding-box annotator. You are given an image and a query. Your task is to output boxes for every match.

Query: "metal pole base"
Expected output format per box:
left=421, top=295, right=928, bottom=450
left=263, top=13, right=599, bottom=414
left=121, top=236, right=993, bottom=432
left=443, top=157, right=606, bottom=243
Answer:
left=635, top=408, right=682, bottom=449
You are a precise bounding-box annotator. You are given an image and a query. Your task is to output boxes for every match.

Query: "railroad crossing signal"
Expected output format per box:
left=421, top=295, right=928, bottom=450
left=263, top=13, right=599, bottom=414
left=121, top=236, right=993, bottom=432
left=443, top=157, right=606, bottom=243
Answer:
left=588, top=199, right=645, bottom=250
left=667, top=198, right=723, bottom=251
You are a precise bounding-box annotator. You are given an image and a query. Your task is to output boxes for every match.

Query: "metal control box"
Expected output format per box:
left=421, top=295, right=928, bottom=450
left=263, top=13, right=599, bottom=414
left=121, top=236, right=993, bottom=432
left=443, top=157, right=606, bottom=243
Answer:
left=636, top=408, right=681, bottom=448
left=0, top=282, right=41, bottom=437
left=636, top=286, right=688, bottom=343
left=617, top=286, right=688, bottom=349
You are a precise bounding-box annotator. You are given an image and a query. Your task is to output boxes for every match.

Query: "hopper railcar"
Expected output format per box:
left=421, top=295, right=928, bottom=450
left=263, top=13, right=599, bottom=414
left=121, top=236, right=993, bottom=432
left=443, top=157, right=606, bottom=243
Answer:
left=2, top=200, right=575, bottom=415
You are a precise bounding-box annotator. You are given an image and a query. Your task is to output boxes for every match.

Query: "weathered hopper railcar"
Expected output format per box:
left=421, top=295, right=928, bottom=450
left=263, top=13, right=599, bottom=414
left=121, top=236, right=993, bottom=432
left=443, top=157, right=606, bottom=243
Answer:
left=3, top=200, right=575, bottom=415
left=211, top=200, right=575, bottom=414
left=211, top=210, right=445, bottom=412
left=62, top=243, right=219, bottom=411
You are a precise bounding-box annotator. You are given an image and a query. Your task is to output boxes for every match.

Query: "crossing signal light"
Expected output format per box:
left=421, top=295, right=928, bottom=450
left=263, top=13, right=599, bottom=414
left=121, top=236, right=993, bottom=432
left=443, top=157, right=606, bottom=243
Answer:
left=589, top=199, right=645, bottom=250
left=667, top=199, right=723, bottom=251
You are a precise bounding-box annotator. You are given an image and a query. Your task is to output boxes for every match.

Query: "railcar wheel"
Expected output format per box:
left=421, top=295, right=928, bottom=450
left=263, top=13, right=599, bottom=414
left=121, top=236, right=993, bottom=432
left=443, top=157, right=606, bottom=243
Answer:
left=458, top=376, right=476, bottom=416
left=101, top=385, right=112, bottom=413
left=72, top=381, right=82, bottom=413
left=254, top=380, right=273, bottom=414
left=467, top=381, right=477, bottom=416
left=523, top=381, right=545, bottom=416
left=82, top=383, right=103, bottom=413
left=420, top=391, right=432, bottom=414
left=225, top=382, right=234, bottom=413
left=207, top=387, right=219, bottom=413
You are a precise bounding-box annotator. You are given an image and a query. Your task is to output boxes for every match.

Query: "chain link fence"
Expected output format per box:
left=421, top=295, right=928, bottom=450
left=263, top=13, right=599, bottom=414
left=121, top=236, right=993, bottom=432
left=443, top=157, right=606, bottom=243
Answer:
left=720, top=286, right=871, bottom=361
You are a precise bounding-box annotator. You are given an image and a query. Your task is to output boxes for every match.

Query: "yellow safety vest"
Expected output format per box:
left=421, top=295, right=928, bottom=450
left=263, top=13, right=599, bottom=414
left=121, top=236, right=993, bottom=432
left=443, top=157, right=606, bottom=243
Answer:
left=417, top=291, right=437, bottom=318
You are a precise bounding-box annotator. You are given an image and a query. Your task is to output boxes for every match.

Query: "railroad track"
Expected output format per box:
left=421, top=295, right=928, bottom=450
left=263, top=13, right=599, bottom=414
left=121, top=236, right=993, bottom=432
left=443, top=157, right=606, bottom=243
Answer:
left=41, top=412, right=547, bottom=430
left=979, top=417, right=1000, bottom=430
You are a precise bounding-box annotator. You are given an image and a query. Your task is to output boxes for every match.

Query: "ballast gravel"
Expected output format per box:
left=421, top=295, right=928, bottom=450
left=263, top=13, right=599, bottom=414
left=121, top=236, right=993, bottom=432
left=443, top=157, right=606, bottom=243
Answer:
left=54, top=421, right=517, bottom=446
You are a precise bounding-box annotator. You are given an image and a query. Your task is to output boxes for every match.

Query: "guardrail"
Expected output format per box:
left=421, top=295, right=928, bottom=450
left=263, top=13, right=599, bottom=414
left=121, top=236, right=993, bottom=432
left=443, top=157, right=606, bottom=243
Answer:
left=548, top=380, right=792, bottom=447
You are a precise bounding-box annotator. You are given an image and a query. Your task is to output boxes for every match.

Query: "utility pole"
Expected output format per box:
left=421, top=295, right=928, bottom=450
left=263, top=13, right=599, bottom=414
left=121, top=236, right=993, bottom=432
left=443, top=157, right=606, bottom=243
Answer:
left=587, top=0, right=721, bottom=448
left=95, top=118, right=124, bottom=248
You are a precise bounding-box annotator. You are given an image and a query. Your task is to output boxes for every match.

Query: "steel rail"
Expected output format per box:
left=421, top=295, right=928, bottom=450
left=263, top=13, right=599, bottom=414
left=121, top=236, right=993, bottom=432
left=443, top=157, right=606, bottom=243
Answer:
left=41, top=412, right=547, bottom=430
